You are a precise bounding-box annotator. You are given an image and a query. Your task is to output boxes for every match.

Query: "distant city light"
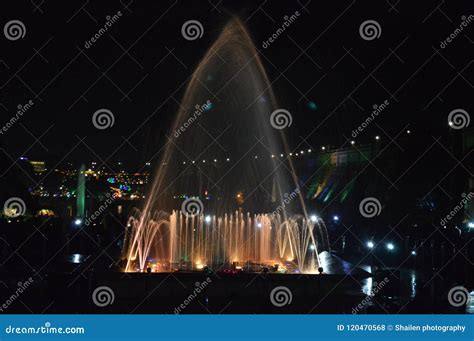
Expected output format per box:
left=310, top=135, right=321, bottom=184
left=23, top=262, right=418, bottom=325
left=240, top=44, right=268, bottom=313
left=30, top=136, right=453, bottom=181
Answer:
left=375, top=136, right=380, bottom=140
left=310, top=215, right=318, bottom=223
left=74, top=218, right=82, bottom=226
left=467, top=222, right=474, bottom=229
left=205, top=215, right=211, bottom=223
left=350, top=140, right=355, bottom=145
left=406, top=130, right=411, bottom=134
left=226, top=158, right=230, bottom=162
left=321, top=146, right=326, bottom=151
left=309, top=244, right=316, bottom=251
left=386, top=243, right=395, bottom=251
left=333, top=215, right=340, bottom=222
left=280, top=154, right=284, bottom=157
left=367, top=241, right=374, bottom=249
left=307, top=149, right=312, bottom=153
left=411, top=250, right=417, bottom=255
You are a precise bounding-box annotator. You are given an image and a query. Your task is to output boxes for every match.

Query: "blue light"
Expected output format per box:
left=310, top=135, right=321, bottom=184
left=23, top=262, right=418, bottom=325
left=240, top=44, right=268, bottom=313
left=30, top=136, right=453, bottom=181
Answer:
left=367, top=241, right=374, bottom=249
left=307, top=101, right=318, bottom=111
left=310, top=215, right=318, bottom=223
left=74, top=218, right=82, bottom=226
left=333, top=215, right=339, bottom=222
left=386, top=243, right=395, bottom=251
left=411, top=250, right=417, bottom=255
left=205, top=215, right=211, bottom=224
left=468, top=222, right=474, bottom=229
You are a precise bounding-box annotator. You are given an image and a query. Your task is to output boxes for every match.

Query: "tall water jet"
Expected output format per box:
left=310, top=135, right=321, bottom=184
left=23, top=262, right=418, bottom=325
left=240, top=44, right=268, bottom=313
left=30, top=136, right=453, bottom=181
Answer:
left=123, top=17, right=330, bottom=273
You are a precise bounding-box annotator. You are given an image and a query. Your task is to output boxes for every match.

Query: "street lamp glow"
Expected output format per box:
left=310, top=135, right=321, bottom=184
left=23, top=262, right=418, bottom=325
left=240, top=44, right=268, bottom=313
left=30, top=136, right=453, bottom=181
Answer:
left=375, top=136, right=380, bottom=140
left=309, top=244, right=316, bottom=251
left=411, top=250, right=417, bottom=255
left=367, top=241, right=374, bottom=249
left=74, top=218, right=82, bottom=226
left=333, top=215, right=339, bottom=222
left=386, top=243, right=395, bottom=251
left=310, top=215, right=318, bottom=223
left=205, top=215, right=212, bottom=223
left=350, top=140, right=355, bottom=145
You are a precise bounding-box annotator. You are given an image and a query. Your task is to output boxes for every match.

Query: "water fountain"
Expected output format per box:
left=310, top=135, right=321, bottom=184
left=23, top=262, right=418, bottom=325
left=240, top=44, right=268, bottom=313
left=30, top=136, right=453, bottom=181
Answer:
left=123, top=17, right=330, bottom=274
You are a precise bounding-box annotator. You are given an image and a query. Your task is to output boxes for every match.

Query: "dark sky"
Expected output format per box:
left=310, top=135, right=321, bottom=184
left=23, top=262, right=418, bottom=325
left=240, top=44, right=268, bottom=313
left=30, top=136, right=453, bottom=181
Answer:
left=0, top=0, right=472, bottom=167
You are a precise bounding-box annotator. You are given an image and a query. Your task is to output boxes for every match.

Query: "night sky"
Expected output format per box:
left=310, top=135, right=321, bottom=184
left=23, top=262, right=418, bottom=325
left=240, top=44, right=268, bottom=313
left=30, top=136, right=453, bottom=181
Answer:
left=0, top=0, right=472, bottom=167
